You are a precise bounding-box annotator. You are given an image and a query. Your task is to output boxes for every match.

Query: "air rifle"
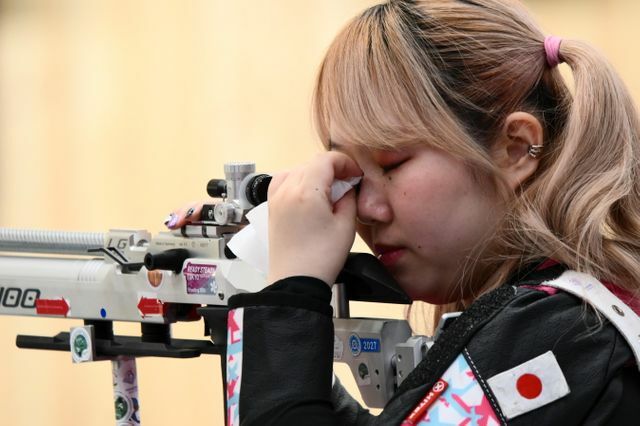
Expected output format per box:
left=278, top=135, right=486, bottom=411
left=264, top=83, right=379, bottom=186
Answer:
left=0, top=162, right=435, bottom=425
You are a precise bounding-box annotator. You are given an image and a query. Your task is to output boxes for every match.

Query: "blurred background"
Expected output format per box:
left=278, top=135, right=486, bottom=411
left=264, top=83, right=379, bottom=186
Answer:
left=0, top=0, right=639, bottom=424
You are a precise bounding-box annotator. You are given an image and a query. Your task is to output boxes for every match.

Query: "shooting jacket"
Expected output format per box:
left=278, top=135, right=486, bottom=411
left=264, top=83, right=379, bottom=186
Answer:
left=225, top=261, right=640, bottom=425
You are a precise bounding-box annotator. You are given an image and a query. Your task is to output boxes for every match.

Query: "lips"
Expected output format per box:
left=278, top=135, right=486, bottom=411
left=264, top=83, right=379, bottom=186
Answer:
left=374, top=244, right=405, bottom=267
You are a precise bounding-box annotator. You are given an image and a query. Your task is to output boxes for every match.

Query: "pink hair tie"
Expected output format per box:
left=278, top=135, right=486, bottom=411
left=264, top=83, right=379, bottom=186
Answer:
left=544, top=35, right=563, bottom=68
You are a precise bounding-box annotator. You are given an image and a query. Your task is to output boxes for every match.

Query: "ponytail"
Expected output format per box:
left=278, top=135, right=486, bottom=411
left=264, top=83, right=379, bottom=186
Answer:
left=518, top=39, right=640, bottom=288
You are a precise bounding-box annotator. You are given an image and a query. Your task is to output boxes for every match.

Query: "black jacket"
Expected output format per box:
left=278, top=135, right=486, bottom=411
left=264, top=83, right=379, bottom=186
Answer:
left=225, top=262, right=640, bottom=425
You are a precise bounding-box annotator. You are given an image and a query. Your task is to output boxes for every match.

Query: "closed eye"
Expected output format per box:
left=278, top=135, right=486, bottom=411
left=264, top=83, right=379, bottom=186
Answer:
left=381, top=159, right=407, bottom=173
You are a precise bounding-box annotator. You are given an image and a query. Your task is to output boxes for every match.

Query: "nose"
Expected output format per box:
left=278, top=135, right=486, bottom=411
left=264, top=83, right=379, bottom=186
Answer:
left=356, top=175, right=393, bottom=225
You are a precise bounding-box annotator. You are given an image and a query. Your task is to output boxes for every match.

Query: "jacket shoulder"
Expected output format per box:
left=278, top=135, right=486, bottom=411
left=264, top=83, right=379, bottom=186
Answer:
left=465, top=285, right=634, bottom=424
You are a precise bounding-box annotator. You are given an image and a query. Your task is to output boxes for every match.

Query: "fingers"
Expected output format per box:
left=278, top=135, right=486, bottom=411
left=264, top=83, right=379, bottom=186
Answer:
left=164, top=202, right=205, bottom=229
left=303, top=152, right=362, bottom=189
left=267, top=153, right=362, bottom=215
left=327, top=151, right=363, bottom=181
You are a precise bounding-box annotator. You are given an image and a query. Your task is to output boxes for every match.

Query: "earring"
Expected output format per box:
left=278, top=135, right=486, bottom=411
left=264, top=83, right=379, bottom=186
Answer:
left=528, top=144, right=544, bottom=158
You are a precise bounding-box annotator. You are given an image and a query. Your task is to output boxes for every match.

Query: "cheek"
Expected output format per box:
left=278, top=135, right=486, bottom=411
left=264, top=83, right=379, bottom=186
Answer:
left=395, top=166, right=488, bottom=248
left=395, top=172, right=456, bottom=226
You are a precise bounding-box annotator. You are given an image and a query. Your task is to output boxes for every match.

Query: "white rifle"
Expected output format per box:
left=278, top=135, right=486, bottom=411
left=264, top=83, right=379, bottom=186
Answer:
left=0, top=162, right=434, bottom=425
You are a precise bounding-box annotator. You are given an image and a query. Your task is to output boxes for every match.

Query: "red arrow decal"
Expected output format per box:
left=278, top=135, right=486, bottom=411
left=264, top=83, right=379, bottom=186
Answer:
left=36, top=298, right=70, bottom=317
left=137, top=297, right=165, bottom=317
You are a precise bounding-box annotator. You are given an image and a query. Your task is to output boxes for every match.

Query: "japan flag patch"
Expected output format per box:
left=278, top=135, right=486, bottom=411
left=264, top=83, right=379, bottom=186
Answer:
left=486, top=351, right=570, bottom=420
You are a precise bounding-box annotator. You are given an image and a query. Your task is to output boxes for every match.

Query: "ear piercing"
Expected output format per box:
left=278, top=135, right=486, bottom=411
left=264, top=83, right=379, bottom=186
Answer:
left=528, top=145, right=544, bottom=158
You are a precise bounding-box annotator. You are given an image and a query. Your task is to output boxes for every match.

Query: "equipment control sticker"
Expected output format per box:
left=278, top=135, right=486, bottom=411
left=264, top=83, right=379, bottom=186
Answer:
left=184, top=262, right=217, bottom=295
left=349, top=334, right=362, bottom=357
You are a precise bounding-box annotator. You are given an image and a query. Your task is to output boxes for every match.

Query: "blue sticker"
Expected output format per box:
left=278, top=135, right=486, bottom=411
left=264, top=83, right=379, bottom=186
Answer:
left=349, top=335, right=381, bottom=356
left=360, top=338, right=381, bottom=353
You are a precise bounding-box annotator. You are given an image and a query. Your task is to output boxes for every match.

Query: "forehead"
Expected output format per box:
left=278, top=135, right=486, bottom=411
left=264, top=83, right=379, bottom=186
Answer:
left=328, top=137, right=417, bottom=161
left=327, top=121, right=421, bottom=152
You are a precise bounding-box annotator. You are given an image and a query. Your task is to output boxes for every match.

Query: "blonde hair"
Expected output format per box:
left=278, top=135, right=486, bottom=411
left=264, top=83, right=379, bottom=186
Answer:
left=313, top=0, right=640, bottom=330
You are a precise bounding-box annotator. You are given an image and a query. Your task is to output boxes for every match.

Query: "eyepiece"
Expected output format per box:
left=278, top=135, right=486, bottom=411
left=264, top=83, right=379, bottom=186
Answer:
left=245, top=174, right=272, bottom=206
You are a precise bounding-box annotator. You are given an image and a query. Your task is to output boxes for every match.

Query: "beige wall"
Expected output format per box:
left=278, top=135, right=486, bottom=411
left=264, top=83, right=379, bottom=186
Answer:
left=0, top=1, right=639, bottom=424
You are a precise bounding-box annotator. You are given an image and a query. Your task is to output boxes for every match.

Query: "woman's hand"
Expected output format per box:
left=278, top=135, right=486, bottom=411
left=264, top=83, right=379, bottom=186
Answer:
left=164, top=203, right=205, bottom=229
left=267, top=152, right=363, bottom=286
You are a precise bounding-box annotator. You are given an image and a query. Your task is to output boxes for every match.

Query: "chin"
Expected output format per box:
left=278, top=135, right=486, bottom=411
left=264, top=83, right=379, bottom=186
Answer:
left=398, top=278, right=458, bottom=305
left=393, top=261, right=463, bottom=304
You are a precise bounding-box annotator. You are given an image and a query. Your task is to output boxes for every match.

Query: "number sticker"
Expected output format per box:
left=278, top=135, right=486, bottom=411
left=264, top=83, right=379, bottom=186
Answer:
left=361, top=338, right=381, bottom=353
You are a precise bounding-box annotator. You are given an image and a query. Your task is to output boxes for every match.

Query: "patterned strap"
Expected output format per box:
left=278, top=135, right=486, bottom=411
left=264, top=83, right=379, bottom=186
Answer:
left=543, top=270, right=640, bottom=370
left=391, top=286, right=517, bottom=401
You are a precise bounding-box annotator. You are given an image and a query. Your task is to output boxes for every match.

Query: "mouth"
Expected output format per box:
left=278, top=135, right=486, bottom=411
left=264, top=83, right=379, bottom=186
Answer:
left=374, top=244, right=406, bottom=268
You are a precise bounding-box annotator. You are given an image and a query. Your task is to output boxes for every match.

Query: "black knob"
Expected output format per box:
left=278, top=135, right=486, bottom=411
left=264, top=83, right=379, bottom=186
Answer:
left=144, top=249, right=190, bottom=274
left=245, top=174, right=272, bottom=205
left=207, top=179, right=227, bottom=198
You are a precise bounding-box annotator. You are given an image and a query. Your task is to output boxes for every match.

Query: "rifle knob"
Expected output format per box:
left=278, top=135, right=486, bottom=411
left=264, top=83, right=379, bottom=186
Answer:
left=144, top=249, right=190, bottom=274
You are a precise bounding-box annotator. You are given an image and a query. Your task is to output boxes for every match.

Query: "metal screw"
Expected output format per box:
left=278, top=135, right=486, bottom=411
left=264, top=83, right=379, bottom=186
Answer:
left=612, top=305, right=625, bottom=316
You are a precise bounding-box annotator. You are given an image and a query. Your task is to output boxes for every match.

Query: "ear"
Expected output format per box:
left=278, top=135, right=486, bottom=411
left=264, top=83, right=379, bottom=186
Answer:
left=490, top=112, right=543, bottom=191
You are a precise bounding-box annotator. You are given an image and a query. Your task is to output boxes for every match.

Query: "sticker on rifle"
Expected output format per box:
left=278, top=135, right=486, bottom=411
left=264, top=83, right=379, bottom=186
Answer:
left=70, top=326, right=95, bottom=363
left=183, top=262, right=217, bottom=295
left=146, top=270, right=164, bottom=288
left=137, top=294, right=165, bottom=317
left=356, top=360, right=372, bottom=386
left=333, top=335, right=344, bottom=361
left=361, top=338, right=381, bottom=353
left=114, top=392, right=132, bottom=421
left=349, top=334, right=362, bottom=357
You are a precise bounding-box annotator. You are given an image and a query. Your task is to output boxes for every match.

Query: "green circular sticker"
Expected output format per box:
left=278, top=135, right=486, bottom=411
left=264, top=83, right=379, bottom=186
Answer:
left=73, top=334, right=88, bottom=358
left=114, top=394, right=130, bottom=421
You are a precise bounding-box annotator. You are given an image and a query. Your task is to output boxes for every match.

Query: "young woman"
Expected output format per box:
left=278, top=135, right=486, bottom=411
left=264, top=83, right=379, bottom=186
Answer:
left=170, top=1, right=640, bottom=424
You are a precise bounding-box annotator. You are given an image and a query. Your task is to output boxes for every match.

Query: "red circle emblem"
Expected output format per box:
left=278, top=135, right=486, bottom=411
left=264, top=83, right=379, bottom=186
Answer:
left=516, top=373, right=543, bottom=399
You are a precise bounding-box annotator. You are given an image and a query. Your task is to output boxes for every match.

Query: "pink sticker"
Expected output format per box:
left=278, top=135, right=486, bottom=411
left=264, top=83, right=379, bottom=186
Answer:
left=184, top=262, right=217, bottom=295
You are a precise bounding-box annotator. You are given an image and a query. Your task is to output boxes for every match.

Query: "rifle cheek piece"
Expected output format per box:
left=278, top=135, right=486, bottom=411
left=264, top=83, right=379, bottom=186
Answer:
left=144, top=248, right=191, bottom=274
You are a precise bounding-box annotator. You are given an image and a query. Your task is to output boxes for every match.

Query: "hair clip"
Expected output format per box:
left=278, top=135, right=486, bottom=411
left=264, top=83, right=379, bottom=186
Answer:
left=528, top=144, right=544, bottom=158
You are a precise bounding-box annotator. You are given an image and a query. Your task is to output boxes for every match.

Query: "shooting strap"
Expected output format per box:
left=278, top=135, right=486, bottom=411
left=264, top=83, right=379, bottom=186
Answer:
left=391, top=285, right=518, bottom=400
left=542, top=270, right=640, bottom=371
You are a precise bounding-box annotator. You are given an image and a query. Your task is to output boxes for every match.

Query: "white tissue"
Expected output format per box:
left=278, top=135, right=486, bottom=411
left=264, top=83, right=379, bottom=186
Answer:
left=227, top=177, right=361, bottom=276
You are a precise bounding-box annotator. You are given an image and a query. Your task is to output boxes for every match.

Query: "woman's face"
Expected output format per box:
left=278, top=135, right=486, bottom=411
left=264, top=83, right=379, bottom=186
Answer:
left=331, top=140, right=502, bottom=303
